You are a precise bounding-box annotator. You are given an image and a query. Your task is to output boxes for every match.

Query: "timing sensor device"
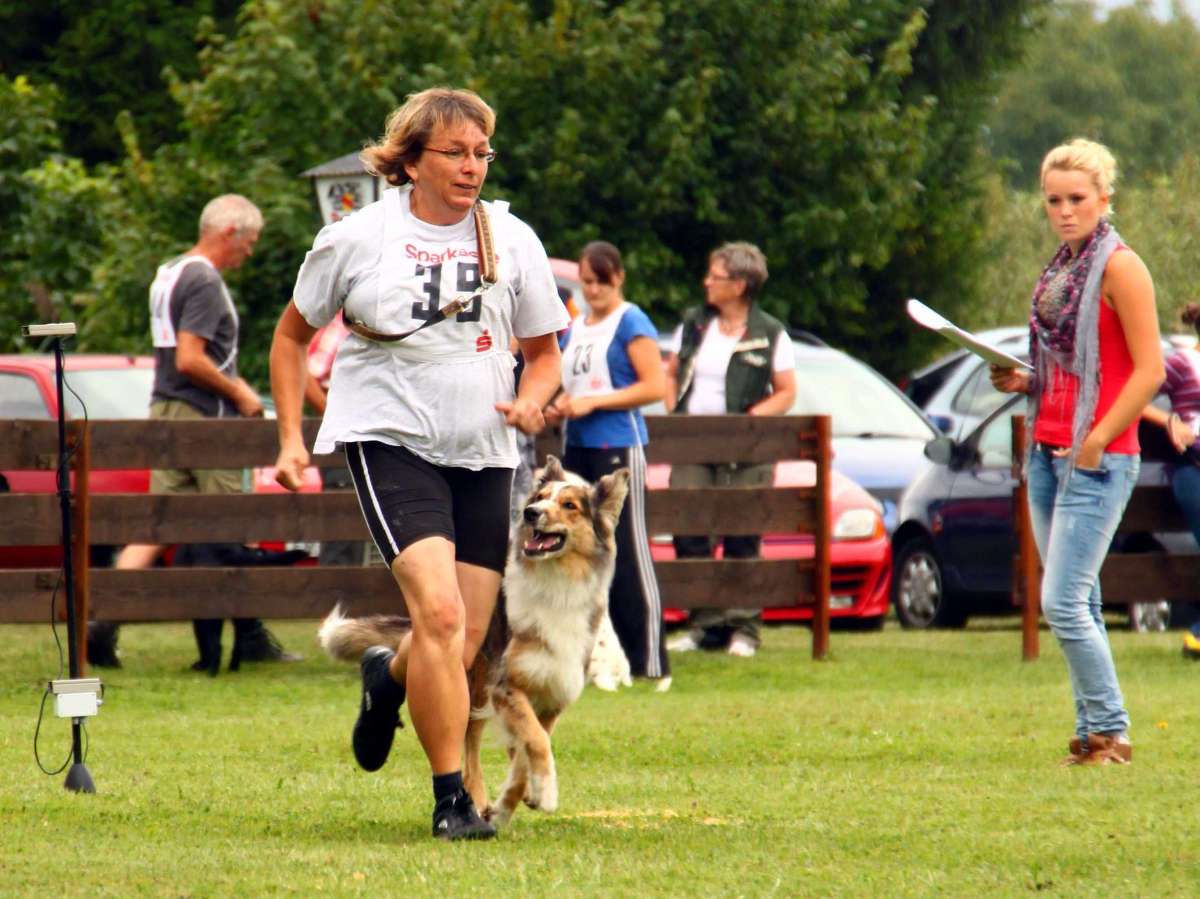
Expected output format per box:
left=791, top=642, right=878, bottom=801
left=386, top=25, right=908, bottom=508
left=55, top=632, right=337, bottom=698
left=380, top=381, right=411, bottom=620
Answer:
left=50, top=678, right=102, bottom=719
left=21, top=322, right=78, bottom=337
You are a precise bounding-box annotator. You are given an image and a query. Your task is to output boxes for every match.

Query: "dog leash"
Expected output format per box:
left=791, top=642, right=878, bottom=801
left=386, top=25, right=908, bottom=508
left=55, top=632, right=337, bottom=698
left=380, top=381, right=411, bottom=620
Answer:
left=344, top=201, right=498, bottom=343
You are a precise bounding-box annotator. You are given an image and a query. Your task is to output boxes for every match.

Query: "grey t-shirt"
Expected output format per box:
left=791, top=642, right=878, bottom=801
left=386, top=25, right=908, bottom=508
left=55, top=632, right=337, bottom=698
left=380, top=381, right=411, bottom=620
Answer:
left=291, top=187, right=569, bottom=466
left=150, top=256, right=240, bottom=417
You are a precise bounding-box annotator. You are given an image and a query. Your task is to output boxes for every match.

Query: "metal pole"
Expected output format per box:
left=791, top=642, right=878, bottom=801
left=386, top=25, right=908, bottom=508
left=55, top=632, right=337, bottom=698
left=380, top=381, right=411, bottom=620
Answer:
left=53, top=337, right=95, bottom=792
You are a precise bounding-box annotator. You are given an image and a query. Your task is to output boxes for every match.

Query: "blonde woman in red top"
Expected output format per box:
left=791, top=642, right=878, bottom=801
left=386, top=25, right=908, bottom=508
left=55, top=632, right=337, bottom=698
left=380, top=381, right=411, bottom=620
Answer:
left=991, top=138, right=1164, bottom=766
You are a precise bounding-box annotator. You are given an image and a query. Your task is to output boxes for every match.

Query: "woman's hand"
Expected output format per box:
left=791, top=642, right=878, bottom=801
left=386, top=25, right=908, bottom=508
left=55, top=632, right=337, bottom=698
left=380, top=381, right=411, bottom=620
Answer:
left=1064, top=433, right=1105, bottom=470
left=543, top=403, right=565, bottom=426
left=1169, top=413, right=1196, bottom=453
left=556, top=394, right=598, bottom=420
left=989, top=364, right=1031, bottom=394
left=496, top=397, right=546, bottom=435
left=273, top=440, right=309, bottom=491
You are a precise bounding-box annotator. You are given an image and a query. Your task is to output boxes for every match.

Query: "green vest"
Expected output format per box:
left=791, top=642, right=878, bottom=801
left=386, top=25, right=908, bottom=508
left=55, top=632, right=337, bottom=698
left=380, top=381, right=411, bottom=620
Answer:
left=674, top=304, right=788, bottom=414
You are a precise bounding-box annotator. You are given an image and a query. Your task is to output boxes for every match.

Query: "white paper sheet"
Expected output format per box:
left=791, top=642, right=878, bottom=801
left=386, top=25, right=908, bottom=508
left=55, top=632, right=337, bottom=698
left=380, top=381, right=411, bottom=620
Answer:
left=906, top=299, right=1032, bottom=370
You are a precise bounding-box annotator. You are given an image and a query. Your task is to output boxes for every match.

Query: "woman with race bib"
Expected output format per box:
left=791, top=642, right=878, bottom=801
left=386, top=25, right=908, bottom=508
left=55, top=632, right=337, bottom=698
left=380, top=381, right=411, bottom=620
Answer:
left=269, top=88, right=567, bottom=839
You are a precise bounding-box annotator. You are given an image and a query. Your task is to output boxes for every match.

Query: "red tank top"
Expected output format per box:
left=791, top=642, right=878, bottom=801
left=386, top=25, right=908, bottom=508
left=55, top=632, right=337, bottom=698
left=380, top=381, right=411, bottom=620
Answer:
left=1034, top=296, right=1139, bottom=453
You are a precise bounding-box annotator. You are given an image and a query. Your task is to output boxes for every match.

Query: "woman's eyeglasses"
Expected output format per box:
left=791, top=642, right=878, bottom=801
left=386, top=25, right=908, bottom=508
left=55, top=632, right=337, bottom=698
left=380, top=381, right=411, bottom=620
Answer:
left=425, top=146, right=497, bottom=164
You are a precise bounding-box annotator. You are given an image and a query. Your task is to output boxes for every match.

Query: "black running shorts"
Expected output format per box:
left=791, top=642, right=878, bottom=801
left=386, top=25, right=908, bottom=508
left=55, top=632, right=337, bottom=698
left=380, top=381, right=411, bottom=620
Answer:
left=344, top=441, right=513, bottom=573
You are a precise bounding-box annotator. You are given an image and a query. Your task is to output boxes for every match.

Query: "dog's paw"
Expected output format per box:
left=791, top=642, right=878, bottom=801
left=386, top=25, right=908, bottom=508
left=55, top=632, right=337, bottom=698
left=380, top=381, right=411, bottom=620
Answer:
left=526, top=772, right=558, bottom=812
left=488, top=802, right=512, bottom=829
left=540, top=773, right=558, bottom=813
left=525, top=774, right=543, bottom=808
left=590, top=672, right=619, bottom=692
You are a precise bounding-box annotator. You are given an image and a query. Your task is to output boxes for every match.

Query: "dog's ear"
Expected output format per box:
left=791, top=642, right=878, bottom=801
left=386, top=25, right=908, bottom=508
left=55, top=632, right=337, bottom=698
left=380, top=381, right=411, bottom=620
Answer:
left=535, top=455, right=565, bottom=487
left=592, top=467, right=630, bottom=539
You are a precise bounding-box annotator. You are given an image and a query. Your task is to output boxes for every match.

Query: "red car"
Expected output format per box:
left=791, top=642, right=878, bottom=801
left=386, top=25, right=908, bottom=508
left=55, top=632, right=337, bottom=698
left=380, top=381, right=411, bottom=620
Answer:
left=0, top=353, right=320, bottom=568
left=647, top=458, right=893, bottom=627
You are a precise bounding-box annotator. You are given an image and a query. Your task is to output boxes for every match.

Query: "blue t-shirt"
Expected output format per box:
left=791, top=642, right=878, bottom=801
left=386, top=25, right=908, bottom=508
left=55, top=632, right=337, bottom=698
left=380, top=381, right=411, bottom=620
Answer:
left=563, top=304, right=657, bottom=448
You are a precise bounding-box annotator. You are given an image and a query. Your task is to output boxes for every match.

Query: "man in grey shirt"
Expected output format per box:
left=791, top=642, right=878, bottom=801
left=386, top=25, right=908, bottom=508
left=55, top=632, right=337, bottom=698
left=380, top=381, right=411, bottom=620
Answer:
left=89, top=194, right=297, bottom=670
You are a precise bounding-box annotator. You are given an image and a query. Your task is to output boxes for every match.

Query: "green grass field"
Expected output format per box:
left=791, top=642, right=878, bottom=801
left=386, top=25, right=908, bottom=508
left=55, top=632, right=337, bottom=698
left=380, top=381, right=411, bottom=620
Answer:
left=1, top=618, right=1197, bottom=897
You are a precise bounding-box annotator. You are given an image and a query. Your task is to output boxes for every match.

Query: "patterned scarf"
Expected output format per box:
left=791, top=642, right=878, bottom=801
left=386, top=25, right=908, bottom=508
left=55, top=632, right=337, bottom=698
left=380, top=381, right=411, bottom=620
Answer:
left=1025, top=217, right=1121, bottom=479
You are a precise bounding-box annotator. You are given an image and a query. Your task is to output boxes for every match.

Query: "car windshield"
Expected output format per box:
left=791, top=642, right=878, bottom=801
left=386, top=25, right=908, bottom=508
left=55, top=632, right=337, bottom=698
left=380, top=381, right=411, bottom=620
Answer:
left=790, top=349, right=935, bottom=439
left=63, top=368, right=154, bottom=419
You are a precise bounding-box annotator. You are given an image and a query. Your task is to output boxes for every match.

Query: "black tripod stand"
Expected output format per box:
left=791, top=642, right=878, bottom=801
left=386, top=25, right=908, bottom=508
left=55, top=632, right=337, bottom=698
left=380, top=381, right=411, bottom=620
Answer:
left=25, top=323, right=96, bottom=792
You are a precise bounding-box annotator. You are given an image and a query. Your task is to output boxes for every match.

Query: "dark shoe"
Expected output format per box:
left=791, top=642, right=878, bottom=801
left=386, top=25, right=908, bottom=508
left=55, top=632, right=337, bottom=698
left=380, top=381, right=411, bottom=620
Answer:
left=191, top=619, right=223, bottom=676
left=229, top=619, right=303, bottom=671
left=352, top=646, right=405, bottom=772
left=86, top=622, right=121, bottom=669
left=432, top=790, right=497, bottom=841
left=698, top=628, right=732, bottom=651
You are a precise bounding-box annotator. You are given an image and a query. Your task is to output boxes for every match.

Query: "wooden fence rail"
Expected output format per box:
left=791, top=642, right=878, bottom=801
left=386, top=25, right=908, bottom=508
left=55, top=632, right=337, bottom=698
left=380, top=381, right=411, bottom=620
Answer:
left=0, top=414, right=833, bottom=670
left=1012, top=414, right=1200, bottom=660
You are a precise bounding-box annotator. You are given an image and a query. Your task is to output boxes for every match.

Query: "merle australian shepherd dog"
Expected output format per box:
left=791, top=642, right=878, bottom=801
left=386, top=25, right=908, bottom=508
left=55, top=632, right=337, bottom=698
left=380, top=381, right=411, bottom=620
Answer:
left=318, top=456, right=630, bottom=829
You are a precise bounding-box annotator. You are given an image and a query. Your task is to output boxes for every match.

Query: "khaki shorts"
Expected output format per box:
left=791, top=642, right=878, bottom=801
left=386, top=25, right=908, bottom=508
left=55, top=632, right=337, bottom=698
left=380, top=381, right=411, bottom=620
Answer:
left=148, top=399, right=246, bottom=495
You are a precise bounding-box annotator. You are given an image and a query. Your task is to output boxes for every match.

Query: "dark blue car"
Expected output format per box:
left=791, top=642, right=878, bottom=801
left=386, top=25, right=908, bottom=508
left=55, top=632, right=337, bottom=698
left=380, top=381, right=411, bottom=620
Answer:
left=890, top=394, right=1185, bottom=630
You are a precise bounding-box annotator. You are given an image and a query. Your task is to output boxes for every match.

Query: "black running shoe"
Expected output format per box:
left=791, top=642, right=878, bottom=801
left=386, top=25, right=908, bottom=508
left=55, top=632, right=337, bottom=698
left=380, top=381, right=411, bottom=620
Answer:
left=352, top=646, right=405, bottom=772
left=432, top=790, right=497, bottom=841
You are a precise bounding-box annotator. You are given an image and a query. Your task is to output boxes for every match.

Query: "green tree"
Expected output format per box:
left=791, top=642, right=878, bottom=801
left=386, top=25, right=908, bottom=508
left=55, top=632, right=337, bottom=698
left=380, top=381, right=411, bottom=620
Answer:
left=861, top=0, right=1050, bottom=375
left=0, top=0, right=240, bottom=164
left=0, top=75, right=73, bottom=350
left=3, top=0, right=1046, bottom=383
left=968, top=154, right=1200, bottom=343
left=988, top=0, right=1200, bottom=187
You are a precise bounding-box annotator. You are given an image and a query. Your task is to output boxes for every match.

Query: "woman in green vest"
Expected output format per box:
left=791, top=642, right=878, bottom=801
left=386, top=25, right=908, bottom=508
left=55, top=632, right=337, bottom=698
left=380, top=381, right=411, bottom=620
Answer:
left=664, top=242, right=796, bottom=657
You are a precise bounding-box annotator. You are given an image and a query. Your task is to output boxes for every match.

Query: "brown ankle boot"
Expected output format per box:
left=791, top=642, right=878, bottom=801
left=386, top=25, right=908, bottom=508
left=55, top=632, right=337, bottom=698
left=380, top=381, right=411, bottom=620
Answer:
left=1061, top=736, right=1090, bottom=766
left=1079, top=733, right=1132, bottom=766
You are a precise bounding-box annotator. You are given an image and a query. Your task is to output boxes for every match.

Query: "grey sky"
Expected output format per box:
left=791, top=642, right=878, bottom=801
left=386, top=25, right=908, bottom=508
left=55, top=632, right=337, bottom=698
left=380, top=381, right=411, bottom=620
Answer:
left=1092, top=0, right=1200, bottom=20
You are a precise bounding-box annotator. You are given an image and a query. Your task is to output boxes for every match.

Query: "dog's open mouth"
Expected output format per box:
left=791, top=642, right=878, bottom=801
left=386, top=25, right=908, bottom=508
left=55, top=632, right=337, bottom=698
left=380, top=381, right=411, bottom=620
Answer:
left=523, top=529, right=566, bottom=557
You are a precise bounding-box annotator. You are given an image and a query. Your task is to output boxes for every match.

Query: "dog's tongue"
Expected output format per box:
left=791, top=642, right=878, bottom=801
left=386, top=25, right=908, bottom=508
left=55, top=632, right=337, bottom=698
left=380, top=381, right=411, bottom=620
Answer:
left=524, top=533, right=559, bottom=552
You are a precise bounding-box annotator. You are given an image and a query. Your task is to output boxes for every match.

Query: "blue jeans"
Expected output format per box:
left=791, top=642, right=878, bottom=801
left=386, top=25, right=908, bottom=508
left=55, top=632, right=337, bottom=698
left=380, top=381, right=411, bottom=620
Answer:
left=1169, top=464, right=1200, bottom=638
left=1170, top=463, right=1200, bottom=546
left=1027, top=447, right=1139, bottom=738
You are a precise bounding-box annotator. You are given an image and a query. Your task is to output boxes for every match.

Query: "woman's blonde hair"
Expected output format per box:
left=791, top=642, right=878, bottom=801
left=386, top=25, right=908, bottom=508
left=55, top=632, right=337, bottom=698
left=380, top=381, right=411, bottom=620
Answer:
left=361, top=87, right=496, bottom=187
left=1040, top=138, right=1118, bottom=200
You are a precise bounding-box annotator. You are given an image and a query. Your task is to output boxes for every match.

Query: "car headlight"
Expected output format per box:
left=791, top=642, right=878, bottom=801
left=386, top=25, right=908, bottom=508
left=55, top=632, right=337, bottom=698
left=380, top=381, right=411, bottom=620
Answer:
left=833, top=508, right=884, bottom=541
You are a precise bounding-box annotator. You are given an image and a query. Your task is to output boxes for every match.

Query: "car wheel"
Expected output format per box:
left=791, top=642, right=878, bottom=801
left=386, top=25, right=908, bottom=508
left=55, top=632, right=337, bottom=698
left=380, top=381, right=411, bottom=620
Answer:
left=1129, top=600, right=1171, bottom=633
left=892, top=538, right=966, bottom=629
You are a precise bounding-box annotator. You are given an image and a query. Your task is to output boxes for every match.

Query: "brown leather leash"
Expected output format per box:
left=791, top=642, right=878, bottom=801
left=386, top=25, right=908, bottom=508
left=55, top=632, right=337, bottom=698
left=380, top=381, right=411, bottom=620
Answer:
left=345, top=201, right=498, bottom=342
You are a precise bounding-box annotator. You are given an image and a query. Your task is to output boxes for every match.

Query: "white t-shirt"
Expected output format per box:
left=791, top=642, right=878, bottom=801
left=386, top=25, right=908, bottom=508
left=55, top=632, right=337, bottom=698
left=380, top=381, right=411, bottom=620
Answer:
left=292, top=186, right=568, bottom=467
left=669, top=319, right=794, bottom=414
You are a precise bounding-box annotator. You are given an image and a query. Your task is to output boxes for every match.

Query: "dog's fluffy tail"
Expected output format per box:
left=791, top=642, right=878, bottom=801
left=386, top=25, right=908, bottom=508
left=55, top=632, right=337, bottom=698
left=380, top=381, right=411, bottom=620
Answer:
left=317, top=604, right=411, bottom=662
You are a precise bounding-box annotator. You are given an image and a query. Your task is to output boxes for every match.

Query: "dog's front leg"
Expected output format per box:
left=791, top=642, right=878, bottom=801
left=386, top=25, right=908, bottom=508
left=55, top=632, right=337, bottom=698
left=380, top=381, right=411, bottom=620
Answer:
left=525, top=712, right=559, bottom=813
left=490, top=686, right=544, bottom=826
left=490, top=740, right=529, bottom=829
left=463, top=715, right=489, bottom=816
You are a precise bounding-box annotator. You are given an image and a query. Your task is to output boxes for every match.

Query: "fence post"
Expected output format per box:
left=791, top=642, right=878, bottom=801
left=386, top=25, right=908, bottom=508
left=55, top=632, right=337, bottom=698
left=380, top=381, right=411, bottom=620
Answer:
left=68, top=420, right=91, bottom=676
left=811, top=416, right=831, bottom=660
left=1011, top=415, right=1040, bottom=661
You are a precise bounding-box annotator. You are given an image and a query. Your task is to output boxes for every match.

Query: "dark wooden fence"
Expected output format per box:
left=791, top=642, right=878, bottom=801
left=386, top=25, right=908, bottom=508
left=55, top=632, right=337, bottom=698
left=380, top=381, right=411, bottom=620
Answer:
left=0, top=414, right=832, bottom=672
left=1012, top=414, right=1199, bottom=659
